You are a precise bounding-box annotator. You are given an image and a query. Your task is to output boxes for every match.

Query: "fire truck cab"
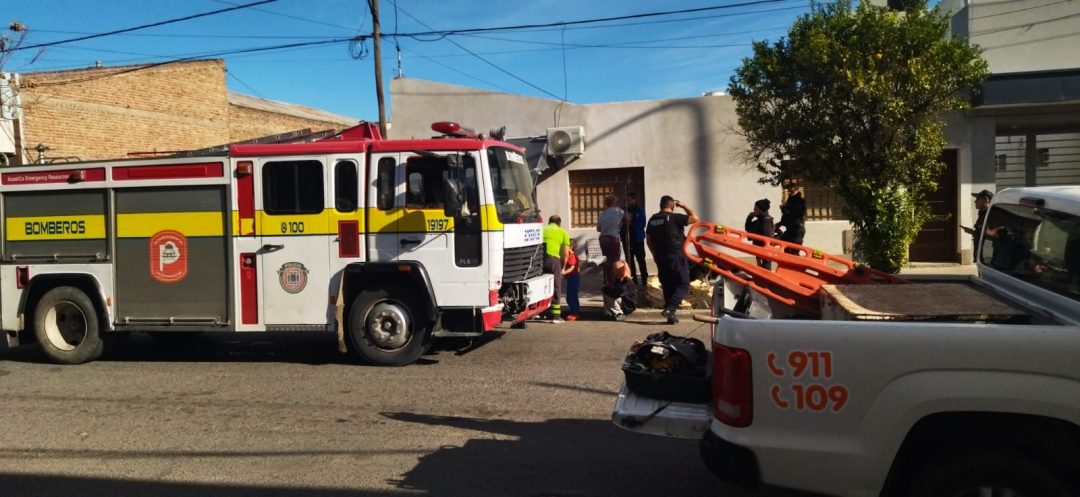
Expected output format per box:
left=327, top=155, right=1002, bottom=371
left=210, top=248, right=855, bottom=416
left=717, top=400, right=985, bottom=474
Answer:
left=0, top=122, right=553, bottom=366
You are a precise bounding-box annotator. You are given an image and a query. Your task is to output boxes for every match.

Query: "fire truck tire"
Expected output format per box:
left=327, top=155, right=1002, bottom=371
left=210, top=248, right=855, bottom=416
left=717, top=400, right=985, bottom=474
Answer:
left=32, top=286, right=102, bottom=365
left=346, top=287, right=431, bottom=366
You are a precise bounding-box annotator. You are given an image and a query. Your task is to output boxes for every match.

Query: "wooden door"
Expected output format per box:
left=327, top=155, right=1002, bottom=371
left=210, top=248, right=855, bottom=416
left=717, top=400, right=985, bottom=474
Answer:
left=909, top=150, right=959, bottom=262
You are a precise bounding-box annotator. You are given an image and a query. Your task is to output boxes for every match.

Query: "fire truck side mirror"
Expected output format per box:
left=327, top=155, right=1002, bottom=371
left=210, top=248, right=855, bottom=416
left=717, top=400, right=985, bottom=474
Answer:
left=443, top=154, right=465, bottom=218
left=443, top=176, right=463, bottom=218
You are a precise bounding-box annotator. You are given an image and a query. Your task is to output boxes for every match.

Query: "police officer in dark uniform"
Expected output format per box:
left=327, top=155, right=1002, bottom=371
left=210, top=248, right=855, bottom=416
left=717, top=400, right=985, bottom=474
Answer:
left=646, top=195, right=698, bottom=324
left=964, top=189, right=994, bottom=254
left=777, top=182, right=806, bottom=252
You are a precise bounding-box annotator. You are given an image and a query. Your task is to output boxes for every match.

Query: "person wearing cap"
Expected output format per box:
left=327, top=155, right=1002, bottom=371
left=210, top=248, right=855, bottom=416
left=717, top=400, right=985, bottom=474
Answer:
left=964, top=189, right=994, bottom=253
left=746, top=199, right=775, bottom=269
left=646, top=195, right=698, bottom=324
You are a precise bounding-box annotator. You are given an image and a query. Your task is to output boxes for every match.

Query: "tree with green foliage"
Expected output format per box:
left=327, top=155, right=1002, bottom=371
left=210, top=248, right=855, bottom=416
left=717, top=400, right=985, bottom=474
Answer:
left=728, top=0, right=989, bottom=272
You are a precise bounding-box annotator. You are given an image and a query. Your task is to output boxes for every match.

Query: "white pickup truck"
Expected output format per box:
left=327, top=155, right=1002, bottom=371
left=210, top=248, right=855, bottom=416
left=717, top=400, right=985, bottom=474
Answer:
left=613, top=186, right=1080, bottom=497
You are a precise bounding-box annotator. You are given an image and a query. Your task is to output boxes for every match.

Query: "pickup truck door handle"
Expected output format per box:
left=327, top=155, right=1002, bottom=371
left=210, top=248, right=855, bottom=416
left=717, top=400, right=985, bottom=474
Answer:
left=259, top=244, right=285, bottom=254
left=400, top=238, right=422, bottom=247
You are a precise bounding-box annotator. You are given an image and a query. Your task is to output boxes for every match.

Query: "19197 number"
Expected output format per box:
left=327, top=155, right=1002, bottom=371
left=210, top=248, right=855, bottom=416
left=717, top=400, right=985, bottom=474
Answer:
left=427, top=219, right=449, bottom=231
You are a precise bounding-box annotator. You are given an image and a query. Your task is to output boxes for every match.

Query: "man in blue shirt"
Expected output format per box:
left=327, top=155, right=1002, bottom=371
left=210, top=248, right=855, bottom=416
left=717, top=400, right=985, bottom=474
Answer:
left=624, top=192, right=649, bottom=285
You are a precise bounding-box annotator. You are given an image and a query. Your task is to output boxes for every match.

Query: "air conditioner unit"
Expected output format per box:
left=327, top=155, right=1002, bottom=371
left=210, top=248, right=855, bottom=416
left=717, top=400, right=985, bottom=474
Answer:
left=546, top=126, right=585, bottom=156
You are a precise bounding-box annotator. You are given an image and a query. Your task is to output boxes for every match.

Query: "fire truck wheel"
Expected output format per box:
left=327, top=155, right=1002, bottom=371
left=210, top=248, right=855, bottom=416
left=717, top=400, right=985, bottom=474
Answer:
left=33, top=286, right=102, bottom=365
left=346, top=288, right=430, bottom=366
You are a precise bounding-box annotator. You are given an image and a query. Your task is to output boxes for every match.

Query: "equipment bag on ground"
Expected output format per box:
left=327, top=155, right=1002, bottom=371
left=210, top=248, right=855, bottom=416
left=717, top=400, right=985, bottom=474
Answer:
left=621, top=332, right=710, bottom=403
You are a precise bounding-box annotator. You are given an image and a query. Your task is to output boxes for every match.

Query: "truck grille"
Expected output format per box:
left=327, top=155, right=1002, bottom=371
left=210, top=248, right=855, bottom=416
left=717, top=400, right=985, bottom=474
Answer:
left=503, top=244, right=544, bottom=283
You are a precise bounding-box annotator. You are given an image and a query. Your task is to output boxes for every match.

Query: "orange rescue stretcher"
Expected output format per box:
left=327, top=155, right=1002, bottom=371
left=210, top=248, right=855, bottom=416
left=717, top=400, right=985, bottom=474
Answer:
left=684, top=222, right=909, bottom=317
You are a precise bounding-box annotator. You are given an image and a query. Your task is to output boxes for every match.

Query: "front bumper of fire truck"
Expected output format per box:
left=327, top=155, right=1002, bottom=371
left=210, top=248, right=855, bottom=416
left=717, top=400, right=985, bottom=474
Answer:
left=509, top=273, right=554, bottom=323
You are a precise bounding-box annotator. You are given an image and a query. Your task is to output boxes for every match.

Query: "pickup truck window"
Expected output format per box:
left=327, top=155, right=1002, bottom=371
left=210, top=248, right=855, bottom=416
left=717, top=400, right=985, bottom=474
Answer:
left=981, top=203, right=1080, bottom=301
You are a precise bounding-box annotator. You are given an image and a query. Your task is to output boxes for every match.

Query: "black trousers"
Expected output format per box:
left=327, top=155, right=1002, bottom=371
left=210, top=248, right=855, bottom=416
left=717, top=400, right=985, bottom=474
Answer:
left=626, top=239, right=649, bottom=281
left=781, top=226, right=805, bottom=256
left=655, top=254, right=690, bottom=311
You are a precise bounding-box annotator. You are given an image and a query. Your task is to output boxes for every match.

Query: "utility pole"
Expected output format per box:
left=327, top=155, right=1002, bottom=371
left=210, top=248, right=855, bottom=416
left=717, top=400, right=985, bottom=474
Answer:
left=370, top=0, right=388, bottom=138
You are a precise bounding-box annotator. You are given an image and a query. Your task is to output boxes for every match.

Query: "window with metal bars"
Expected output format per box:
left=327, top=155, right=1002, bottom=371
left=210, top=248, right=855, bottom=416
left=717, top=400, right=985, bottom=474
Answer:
left=788, top=180, right=847, bottom=221
left=568, top=167, right=644, bottom=228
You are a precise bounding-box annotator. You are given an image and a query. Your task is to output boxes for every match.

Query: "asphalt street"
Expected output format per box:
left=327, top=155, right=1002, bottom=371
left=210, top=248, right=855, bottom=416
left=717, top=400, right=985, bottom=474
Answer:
left=0, top=314, right=811, bottom=497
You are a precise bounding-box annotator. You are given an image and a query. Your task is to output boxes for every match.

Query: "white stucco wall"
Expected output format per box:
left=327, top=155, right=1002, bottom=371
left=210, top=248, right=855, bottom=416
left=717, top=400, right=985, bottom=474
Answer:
left=389, top=77, right=1006, bottom=266
left=389, top=78, right=777, bottom=256
left=940, top=0, right=1080, bottom=74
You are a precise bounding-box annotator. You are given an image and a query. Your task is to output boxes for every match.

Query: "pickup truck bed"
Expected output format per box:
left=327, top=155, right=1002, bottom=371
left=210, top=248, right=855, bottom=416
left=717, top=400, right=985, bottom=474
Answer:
left=820, top=282, right=1029, bottom=323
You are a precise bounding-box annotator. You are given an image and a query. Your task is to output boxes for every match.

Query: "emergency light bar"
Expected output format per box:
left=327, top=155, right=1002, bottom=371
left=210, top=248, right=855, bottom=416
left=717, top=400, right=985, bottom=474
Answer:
left=431, top=121, right=479, bottom=139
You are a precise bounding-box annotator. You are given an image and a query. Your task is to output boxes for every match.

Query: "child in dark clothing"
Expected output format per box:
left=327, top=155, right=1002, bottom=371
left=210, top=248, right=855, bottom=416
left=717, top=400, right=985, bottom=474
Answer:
left=602, top=261, right=638, bottom=321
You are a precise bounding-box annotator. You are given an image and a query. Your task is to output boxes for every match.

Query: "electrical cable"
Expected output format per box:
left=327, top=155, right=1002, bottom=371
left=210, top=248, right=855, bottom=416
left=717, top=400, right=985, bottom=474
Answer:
left=400, top=46, right=515, bottom=94
left=388, top=0, right=564, bottom=100
left=24, top=37, right=357, bottom=88
left=383, top=0, right=790, bottom=39
left=3, top=0, right=278, bottom=53
left=225, top=68, right=265, bottom=98
left=211, top=0, right=359, bottom=32
left=970, top=0, right=1071, bottom=21
left=29, top=29, right=343, bottom=40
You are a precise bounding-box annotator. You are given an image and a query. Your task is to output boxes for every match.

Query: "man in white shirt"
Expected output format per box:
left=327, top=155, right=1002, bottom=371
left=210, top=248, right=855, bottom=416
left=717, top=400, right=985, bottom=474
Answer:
left=597, top=194, right=625, bottom=284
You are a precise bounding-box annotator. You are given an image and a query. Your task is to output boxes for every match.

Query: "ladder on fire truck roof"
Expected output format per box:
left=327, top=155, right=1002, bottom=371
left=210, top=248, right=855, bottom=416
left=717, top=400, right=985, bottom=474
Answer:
left=155, top=128, right=341, bottom=159
left=685, top=221, right=909, bottom=317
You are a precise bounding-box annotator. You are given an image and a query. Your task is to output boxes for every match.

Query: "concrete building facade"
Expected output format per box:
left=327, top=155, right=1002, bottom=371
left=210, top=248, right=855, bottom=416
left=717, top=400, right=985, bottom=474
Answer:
left=391, top=0, right=1080, bottom=267
left=389, top=77, right=776, bottom=255
left=2, top=59, right=356, bottom=164
left=942, top=0, right=1080, bottom=263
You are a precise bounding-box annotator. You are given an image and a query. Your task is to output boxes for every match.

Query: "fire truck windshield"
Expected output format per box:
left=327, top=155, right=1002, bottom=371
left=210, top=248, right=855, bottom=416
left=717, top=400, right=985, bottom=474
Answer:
left=487, top=146, right=538, bottom=223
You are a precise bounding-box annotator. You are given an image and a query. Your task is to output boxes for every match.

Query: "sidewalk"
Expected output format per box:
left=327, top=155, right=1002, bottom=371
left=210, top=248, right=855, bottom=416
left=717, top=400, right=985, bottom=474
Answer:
left=568, top=259, right=979, bottom=316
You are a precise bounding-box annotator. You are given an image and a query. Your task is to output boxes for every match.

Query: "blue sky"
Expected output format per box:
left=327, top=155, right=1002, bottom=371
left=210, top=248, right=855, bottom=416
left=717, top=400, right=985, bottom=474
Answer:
left=1, top=0, right=811, bottom=120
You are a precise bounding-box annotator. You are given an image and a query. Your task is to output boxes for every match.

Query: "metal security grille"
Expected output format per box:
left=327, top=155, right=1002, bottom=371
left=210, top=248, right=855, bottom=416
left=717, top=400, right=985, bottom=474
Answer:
left=995, top=132, right=1080, bottom=188
left=568, top=167, right=644, bottom=228
left=798, top=181, right=847, bottom=221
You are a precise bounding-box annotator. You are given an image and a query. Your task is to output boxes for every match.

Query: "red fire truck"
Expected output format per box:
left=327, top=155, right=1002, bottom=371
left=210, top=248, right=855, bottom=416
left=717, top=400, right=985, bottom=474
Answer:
left=1, top=122, right=553, bottom=366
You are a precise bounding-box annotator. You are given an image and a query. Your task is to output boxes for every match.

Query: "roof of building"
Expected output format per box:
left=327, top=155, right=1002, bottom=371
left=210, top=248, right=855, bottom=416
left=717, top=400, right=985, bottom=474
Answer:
left=228, top=92, right=358, bottom=126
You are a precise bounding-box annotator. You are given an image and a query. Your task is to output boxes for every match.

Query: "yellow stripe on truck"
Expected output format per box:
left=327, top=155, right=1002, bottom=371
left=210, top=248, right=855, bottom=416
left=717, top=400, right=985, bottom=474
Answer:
left=116, top=212, right=225, bottom=238
left=7, top=215, right=107, bottom=241
left=482, top=204, right=504, bottom=231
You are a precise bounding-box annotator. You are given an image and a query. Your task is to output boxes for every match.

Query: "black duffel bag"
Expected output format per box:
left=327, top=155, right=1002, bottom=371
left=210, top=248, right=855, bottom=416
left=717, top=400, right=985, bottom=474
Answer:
left=622, top=332, right=710, bottom=403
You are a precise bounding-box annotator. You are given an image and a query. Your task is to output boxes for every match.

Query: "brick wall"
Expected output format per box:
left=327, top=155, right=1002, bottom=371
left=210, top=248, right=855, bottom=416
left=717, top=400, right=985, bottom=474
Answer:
left=227, top=105, right=347, bottom=143
left=17, top=60, right=353, bottom=164
left=19, top=60, right=230, bottom=162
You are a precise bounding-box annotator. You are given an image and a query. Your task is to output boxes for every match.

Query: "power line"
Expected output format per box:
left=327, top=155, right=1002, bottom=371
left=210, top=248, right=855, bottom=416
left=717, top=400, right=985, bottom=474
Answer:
left=21, top=25, right=787, bottom=74
left=14, top=1, right=802, bottom=89
left=970, top=0, right=1071, bottom=21
left=389, top=0, right=564, bottom=100
left=211, top=0, right=359, bottom=32
left=226, top=68, right=265, bottom=98
left=3, top=0, right=278, bottom=54
left=29, top=29, right=339, bottom=40
left=385, top=0, right=790, bottom=39
left=481, top=3, right=807, bottom=34
left=400, top=46, right=515, bottom=94
left=459, top=27, right=788, bottom=49
left=971, top=11, right=1080, bottom=37
left=23, top=37, right=356, bottom=88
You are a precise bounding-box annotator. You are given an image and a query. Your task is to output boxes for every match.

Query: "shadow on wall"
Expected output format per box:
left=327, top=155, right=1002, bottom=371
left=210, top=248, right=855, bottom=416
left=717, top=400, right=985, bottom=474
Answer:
left=541, top=98, right=721, bottom=221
